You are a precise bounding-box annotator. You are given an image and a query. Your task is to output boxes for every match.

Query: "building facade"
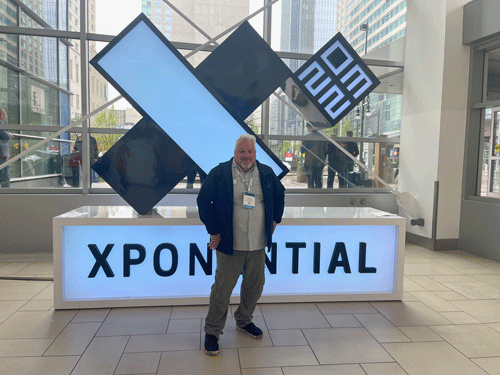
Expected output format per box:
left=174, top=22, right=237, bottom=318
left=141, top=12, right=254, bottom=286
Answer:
left=336, top=0, right=406, bottom=55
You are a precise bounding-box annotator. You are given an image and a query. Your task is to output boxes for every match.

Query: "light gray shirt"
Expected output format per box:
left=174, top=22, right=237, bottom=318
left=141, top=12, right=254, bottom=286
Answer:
left=232, top=160, right=267, bottom=251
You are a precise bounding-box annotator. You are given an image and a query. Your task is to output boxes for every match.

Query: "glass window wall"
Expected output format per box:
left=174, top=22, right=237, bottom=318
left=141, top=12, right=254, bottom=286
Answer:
left=0, top=0, right=404, bottom=194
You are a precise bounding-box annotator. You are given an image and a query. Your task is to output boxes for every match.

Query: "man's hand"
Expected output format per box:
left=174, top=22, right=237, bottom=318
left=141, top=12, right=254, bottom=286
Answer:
left=272, top=220, right=278, bottom=234
left=209, top=234, right=221, bottom=250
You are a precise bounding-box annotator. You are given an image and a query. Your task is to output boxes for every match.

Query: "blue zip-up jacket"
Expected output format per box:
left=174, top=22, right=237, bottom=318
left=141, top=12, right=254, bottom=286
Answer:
left=197, top=158, right=285, bottom=256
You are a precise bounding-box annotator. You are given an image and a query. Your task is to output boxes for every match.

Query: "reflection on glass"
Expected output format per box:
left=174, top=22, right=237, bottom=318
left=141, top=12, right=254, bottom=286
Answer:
left=20, top=76, right=59, bottom=126
left=487, top=49, right=500, bottom=101
left=269, top=139, right=397, bottom=190
left=0, top=33, right=18, bottom=66
left=6, top=132, right=74, bottom=186
left=493, top=112, right=500, bottom=157
left=491, top=160, right=500, bottom=195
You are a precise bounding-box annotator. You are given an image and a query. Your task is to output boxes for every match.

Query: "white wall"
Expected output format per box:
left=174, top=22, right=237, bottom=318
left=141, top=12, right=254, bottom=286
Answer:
left=400, top=0, right=469, bottom=241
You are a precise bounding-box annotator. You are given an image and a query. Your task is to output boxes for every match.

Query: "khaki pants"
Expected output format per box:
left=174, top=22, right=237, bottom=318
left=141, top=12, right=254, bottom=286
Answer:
left=204, top=249, right=266, bottom=339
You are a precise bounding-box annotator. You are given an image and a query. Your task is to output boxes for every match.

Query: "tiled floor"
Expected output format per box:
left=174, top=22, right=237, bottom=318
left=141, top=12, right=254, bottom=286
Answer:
left=1, top=244, right=500, bottom=374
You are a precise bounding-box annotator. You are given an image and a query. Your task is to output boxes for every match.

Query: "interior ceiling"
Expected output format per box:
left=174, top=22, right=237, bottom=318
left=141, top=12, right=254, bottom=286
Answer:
left=370, top=66, right=403, bottom=95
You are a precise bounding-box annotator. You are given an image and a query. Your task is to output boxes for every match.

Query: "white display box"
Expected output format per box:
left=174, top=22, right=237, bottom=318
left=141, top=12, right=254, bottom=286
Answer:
left=53, top=206, right=405, bottom=310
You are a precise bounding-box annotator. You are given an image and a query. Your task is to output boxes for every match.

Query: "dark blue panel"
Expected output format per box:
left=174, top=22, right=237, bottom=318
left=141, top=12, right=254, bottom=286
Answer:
left=195, top=21, right=293, bottom=123
left=92, top=117, right=196, bottom=214
left=289, top=32, right=380, bottom=128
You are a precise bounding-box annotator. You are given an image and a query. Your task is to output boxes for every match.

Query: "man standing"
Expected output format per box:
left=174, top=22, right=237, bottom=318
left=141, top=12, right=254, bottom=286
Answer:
left=338, top=130, right=359, bottom=188
left=73, top=134, right=99, bottom=187
left=0, top=109, right=12, bottom=188
left=326, top=135, right=338, bottom=189
left=197, top=134, right=285, bottom=356
left=301, top=123, right=328, bottom=188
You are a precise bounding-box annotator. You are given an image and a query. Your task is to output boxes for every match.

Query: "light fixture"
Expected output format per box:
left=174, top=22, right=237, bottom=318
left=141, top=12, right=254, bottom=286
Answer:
left=354, top=107, right=361, bottom=120
left=365, top=106, right=372, bottom=117
left=360, top=23, right=369, bottom=32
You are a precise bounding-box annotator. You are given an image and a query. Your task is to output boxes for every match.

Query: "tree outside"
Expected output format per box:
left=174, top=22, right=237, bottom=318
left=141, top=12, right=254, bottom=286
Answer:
left=91, top=105, right=122, bottom=156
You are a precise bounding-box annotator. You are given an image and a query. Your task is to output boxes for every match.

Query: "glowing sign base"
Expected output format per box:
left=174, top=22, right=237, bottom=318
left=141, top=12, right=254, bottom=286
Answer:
left=53, top=206, right=405, bottom=310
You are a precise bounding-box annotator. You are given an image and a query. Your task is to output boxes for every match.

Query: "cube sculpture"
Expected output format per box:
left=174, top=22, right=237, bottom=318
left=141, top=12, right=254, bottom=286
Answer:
left=282, top=32, right=380, bottom=128
left=90, top=13, right=379, bottom=214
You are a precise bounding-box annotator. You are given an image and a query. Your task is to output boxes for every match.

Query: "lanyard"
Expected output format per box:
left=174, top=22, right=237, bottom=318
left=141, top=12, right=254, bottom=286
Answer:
left=234, top=165, right=254, bottom=192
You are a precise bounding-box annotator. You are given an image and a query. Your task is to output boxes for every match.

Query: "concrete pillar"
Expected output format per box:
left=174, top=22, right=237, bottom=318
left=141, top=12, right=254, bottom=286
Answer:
left=399, top=0, right=470, bottom=248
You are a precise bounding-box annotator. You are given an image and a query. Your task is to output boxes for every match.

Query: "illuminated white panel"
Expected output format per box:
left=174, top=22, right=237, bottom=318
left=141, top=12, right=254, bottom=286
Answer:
left=96, top=21, right=281, bottom=176
left=61, top=224, right=397, bottom=302
left=341, top=65, right=373, bottom=99
left=298, top=62, right=332, bottom=96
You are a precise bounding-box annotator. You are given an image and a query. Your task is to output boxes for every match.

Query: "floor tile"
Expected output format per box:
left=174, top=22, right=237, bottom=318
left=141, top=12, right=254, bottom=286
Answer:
left=44, top=322, right=101, bottom=356
left=425, top=263, right=464, bottom=275
left=354, top=314, right=410, bottom=342
left=472, top=274, right=500, bottom=289
left=115, top=352, right=161, bottom=375
left=449, top=300, right=500, bottom=323
left=405, top=263, right=439, bottom=276
left=125, top=332, right=200, bottom=353
left=170, top=305, right=213, bottom=319
left=429, top=275, right=477, bottom=283
left=382, top=341, right=488, bottom=375
left=402, top=292, right=418, bottom=302
left=15, top=262, right=53, bottom=275
left=167, top=318, right=201, bottom=333
left=32, top=283, right=54, bottom=300
left=0, top=263, right=32, bottom=275
left=360, top=363, right=407, bottom=375
left=0, top=356, right=79, bottom=375
left=442, top=281, right=500, bottom=299
left=432, top=290, right=468, bottom=301
left=0, top=300, right=25, bottom=324
left=261, top=303, right=330, bottom=329
left=489, top=323, right=500, bottom=333
left=0, top=338, right=53, bottom=357
left=0, top=310, right=76, bottom=339
left=96, top=307, right=171, bottom=336
left=439, top=311, right=481, bottom=324
left=402, top=277, right=428, bottom=292
left=0, top=281, right=49, bottom=300
left=71, top=336, right=129, bottom=375
left=397, top=326, right=443, bottom=341
left=407, top=276, right=450, bottom=291
left=472, top=357, right=500, bottom=375
left=71, top=309, right=110, bottom=322
left=409, top=292, right=462, bottom=312
left=282, top=364, right=366, bottom=374
left=239, top=346, right=318, bottom=368
left=269, top=329, right=308, bottom=346
left=457, top=267, right=500, bottom=275
left=370, top=301, right=452, bottom=326
left=315, top=302, right=378, bottom=315
left=324, top=314, right=362, bottom=328
left=242, top=368, right=283, bottom=375
left=157, top=349, right=240, bottom=375
left=19, top=299, right=53, bottom=311
left=429, top=324, right=500, bottom=357
left=303, top=328, right=393, bottom=364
